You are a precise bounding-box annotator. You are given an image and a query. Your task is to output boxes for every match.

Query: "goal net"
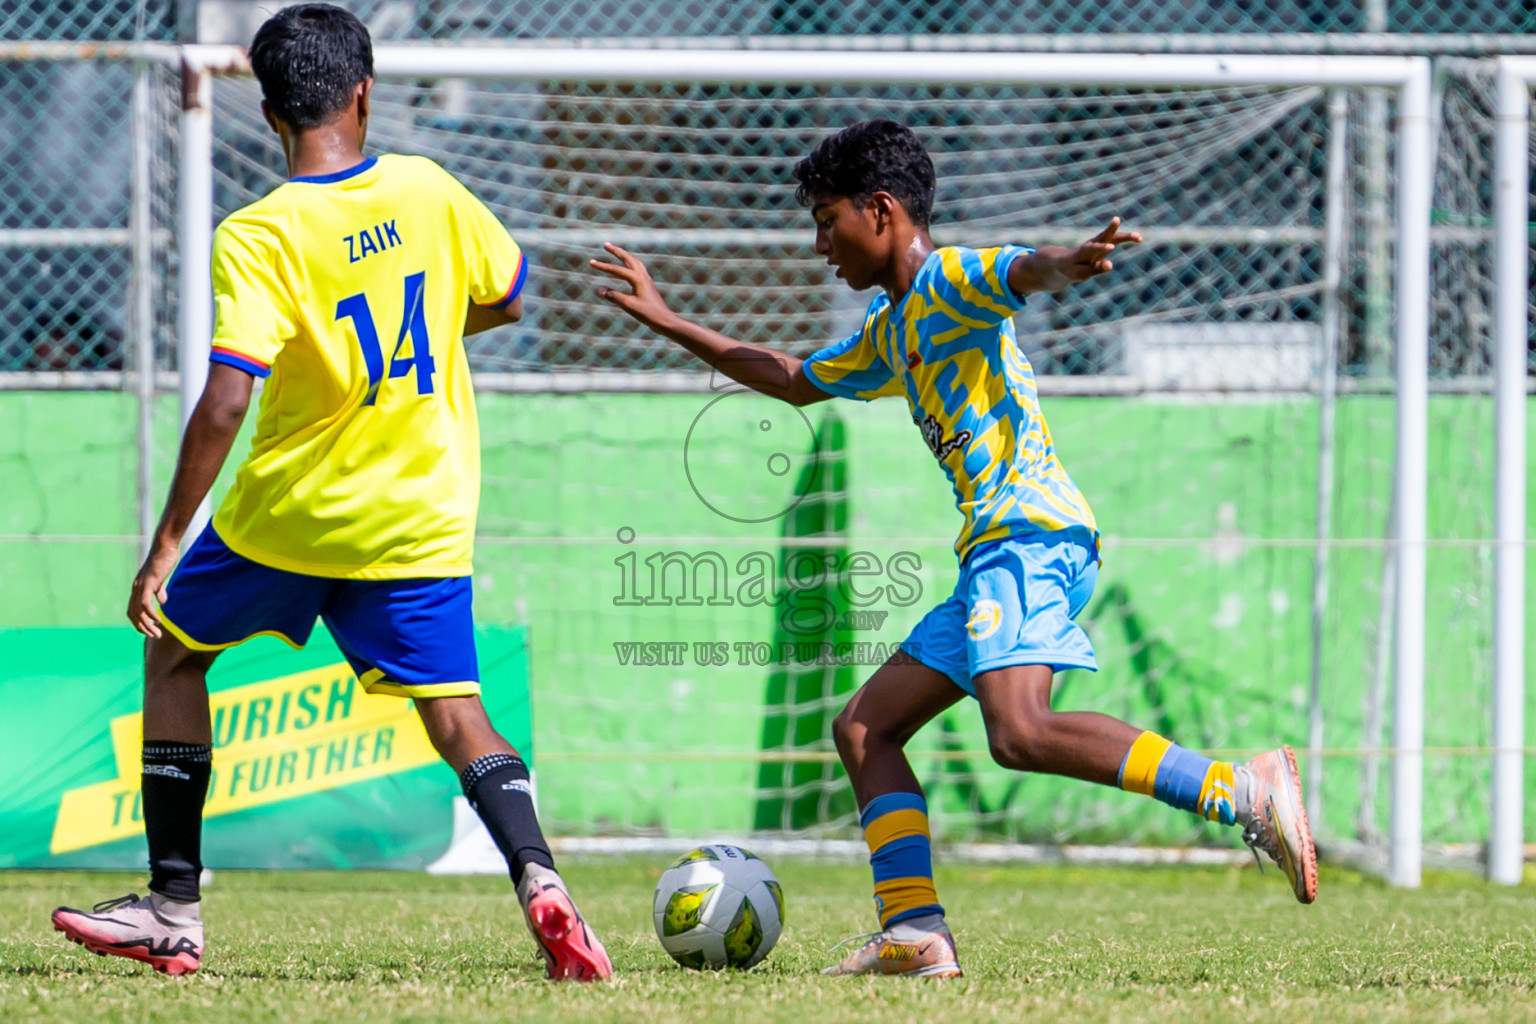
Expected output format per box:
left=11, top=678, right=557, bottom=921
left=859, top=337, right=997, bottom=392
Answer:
left=31, top=48, right=1499, bottom=864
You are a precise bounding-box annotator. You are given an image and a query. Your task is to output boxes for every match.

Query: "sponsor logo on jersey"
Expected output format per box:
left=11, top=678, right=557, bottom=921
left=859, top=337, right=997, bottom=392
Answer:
left=966, top=599, right=1004, bottom=641
left=919, top=414, right=971, bottom=462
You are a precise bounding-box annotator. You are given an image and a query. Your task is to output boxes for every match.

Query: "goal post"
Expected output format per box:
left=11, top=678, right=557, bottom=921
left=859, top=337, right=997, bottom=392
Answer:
left=175, top=47, right=1439, bottom=881
left=1491, top=56, right=1534, bottom=888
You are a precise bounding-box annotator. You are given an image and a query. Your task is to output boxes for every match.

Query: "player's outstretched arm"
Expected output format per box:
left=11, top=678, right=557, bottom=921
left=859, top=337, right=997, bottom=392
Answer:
left=1008, top=217, right=1142, bottom=296
left=127, top=363, right=253, bottom=638
left=591, top=243, right=831, bottom=407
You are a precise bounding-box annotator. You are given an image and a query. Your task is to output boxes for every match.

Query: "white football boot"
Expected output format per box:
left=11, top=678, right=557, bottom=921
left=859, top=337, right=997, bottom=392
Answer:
left=1239, top=745, right=1320, bottom=904
left=53, top=892, right=203, bottom=975
left=823, top=912, right=963, bottom=978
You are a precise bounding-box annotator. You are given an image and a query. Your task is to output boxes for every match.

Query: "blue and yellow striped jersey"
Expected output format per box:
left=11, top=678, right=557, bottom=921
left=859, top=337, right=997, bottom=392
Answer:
left=804, top=245, right=1096, bottom=562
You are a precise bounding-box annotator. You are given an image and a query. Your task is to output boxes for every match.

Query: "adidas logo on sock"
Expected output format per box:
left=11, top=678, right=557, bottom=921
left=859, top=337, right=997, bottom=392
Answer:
left=501, top=780, right=532, bottom=794
left=142, top=765, right=192, bottom=780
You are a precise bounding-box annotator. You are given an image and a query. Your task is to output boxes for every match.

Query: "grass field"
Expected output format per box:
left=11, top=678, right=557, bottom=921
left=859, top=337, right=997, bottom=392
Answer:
left=5, top=861, right=1536, bottom=1023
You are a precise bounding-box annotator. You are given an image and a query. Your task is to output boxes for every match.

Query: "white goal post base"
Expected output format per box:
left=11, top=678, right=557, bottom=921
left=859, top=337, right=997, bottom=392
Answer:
left=420, top=800, right=1261, bottom=876
left=426, top=796, right=512, bottom=876
left=434, top=834, right=1536, bottom=873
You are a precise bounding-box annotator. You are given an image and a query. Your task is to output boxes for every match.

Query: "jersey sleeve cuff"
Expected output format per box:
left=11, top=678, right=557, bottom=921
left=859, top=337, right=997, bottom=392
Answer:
left=803, top=359, right=841, bottom=395
left=803, top=358, right=879, bottom=402
left=998, top=245, right=1037, bottom=307
left=210, top=346, right=272, bottom=378
left=483, top=254, right=528, bottom=310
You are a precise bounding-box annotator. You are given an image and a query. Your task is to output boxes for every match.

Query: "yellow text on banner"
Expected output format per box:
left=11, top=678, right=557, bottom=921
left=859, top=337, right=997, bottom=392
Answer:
left=50, top=663, right=438, bottom=854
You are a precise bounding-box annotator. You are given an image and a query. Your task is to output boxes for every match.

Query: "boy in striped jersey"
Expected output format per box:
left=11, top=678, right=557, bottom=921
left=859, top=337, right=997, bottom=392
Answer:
left=594, top=119, right=1316, bottom=978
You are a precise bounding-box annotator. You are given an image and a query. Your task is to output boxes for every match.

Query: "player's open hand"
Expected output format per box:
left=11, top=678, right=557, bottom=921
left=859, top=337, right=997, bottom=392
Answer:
left=127, top=539, right=179, bottom=638
left=591, top=243, right=678, bottom=332
left=1062, top=217, right=1141, bottom=281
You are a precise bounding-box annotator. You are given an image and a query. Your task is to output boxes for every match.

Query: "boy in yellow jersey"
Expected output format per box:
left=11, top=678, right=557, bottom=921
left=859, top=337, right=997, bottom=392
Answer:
left=51, top=5, right=610, bottom=982
left=594, top=119, right=1317, bottom=978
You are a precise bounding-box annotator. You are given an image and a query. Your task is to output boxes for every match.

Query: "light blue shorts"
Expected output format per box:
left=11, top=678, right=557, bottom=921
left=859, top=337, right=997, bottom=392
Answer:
left=900, top=527, right=1099, bottom=696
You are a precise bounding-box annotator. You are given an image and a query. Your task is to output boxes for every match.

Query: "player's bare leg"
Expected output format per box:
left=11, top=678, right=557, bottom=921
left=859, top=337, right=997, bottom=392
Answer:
left=833, top=652, right=965, bottom=808
left=416, top=696, right=612, bottom=980
left=823, top=653, right=965, bottom=978
left=53, top=634, right=215, bottom=974
left=973, top=664, right=1317, bottom=903
left=415, top=694, right=515, bottom=772
left=141, top=634, right=218, bottom=745
left=972, top=664, right=1138, bottom=783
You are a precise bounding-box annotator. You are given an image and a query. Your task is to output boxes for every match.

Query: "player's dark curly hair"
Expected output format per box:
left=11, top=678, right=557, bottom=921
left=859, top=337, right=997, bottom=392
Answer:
left=250, top=3, right=373, bottom=130
left=792, top=120, right=936, bottom=227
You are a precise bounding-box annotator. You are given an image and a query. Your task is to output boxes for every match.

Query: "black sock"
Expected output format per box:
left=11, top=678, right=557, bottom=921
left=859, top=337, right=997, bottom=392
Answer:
left=141, top=741, right=212, bottom=903
left=459, top=753, right=554, bottom=886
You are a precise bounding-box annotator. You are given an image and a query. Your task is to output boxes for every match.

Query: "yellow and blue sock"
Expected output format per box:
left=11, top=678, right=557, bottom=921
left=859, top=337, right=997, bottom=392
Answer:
left=1118, top=731, right=1238, bottom=826
left=861, top=791, right=944, bottom=929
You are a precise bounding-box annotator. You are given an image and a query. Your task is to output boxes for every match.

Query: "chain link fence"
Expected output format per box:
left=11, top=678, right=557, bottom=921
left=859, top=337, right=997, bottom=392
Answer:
left=4, top=60, right=1529, bottom=381
left=0, top=55, right=179, bottom=376
left=5, top=1, right=1535, bottom=41
left=196, top=64, right=1525, bottom=384
left=0, top=2, right=173, bottom=41
left=1, top=47, right=1530, bottom=381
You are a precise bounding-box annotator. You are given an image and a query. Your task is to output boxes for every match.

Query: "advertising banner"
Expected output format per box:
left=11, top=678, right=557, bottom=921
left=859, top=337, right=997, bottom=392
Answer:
left=0, top=625, right=530, bottom=870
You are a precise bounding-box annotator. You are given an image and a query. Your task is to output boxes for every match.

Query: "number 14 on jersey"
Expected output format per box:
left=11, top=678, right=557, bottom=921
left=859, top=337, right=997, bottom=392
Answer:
left=335, top=270, right=436, bottom=406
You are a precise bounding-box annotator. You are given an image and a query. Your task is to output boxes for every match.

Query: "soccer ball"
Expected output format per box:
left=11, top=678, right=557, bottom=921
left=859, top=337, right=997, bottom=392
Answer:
left=652, top=844, right=784, bottom=970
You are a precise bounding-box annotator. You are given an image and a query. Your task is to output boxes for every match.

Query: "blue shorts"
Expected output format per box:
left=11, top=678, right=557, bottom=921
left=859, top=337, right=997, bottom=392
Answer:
left=158, top=526, right=479, bottom=699
left=900, top=528, right=1099, bottom=696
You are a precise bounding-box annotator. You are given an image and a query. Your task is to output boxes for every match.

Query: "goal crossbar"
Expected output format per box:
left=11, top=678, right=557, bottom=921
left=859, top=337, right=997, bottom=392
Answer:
left=175, top=47, right=1438, bottom=887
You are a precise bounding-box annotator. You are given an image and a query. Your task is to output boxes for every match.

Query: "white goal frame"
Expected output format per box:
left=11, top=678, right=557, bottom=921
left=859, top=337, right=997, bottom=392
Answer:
left=175, top=47, right=1441, bottom=886
left=1490, top=57, right=1534, bottom=887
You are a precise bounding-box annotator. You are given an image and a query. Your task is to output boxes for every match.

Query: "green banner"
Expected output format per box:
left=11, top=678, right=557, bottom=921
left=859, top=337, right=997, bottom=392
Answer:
left=0, top=626, right=530, bottom=870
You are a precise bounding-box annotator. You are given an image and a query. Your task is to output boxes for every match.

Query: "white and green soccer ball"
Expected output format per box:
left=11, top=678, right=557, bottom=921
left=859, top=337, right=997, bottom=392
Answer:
left=652, top=844, right=784, bottom=970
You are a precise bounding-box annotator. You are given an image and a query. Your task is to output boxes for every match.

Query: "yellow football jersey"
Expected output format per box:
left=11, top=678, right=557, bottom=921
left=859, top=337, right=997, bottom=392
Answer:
left=207, top=154, right=525, bottom=579
left=804, top=245, right=1097, bottom=563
